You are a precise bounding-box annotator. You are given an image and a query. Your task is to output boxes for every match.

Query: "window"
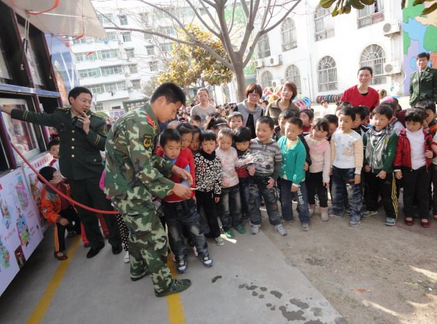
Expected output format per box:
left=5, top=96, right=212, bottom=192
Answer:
left=89, top=84, right=104, bottom=94
left=360, top=44, right=386, bottom=85
left=0, top=37, right=11, bottom=80
left=150, top=61, right=158, bottom=72
left=75, top=51, right=97, bottom=62
left=97, top=14, right=113, bottom=25
left=119, top=15, right=128, bottom=26
left=144, top=32, right=152, bottom=40
left=98, top=49, right=120, bottom=59
left=125, top=49, right=135, bottom=59
left=141, top=12, right=150, bottom=24
left=160, top=43, right=172, bottom=52
left=0, top=99, right=40, bottom=162
left=132, top=80, right=141, bottom=89
left=122, top=32, right=132, bottom=42
left=129, top=64, right=138, bottom=74
left=95, top=32, right=117, bottom=43
left=73, top=37, right=93, bottom=45
left=116, top=81, right=127, bottom=91
left=146, top=45, right=154, bottom=56
left=314, top=6, right=334, bottom=41
left=158, top=26, right=175, bottom=36
left=257, top=34, right=271, bottom=59
left=318, top=56, right=337, bottom=92
left=101, top=65, right=123, bottom=76
left=105, top=83, right=117, bottom=93
left=358, top=0, right=384, bottom=28
left=94, top=103, right=104, bottom=111
left=78, top=68, right=101, bottom=79
left=285, top=65, right=301, bottom=94
left=281, top=18, right=297, bottom=51
left=261, top=71, right=273, bottom=88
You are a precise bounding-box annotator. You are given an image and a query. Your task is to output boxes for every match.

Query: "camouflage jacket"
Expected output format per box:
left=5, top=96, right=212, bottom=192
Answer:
left=11, top=108, right=106, bottom=180
left=104, top=105, right=174, bottom=201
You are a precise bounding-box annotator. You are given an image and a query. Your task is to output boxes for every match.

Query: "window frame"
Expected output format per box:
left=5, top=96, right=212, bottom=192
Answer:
left=314, top=6, right=334, bottom=42
left=317, top=56, right=337, bottom=92
left=281, top=18, right=297, bottom=51
left=257, top=33, right=271, bottom=59
left=360, top=44, right=387, bottom=85
left=285, top=65, right=301, bottom=94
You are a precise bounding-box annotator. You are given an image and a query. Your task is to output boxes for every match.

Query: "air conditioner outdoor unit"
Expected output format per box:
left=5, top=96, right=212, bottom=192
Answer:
left=271, top=79, right=283, bottom=88
left=384, top=61, right=402, bottom=75
left=255, top=59, right=264, bottom=68
left=269, top=55, right=282, bottom=67
left=383, top=20, right=401, bottom=36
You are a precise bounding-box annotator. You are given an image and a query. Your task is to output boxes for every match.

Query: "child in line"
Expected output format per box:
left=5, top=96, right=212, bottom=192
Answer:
left=189, top=126, right=201, bottom=154
left=329, top=107, right=364, bottom=227
left=39, top=166, right=81, bottom=260
left=48, top=140, right=61, bottom=174
left=228, top=112, right=244, bottom=130
left=247, top=116, right=286, bottom=236
left=216, top=128, right=245, bottom=238
left=323, top=114, right=338, bottom=142
left=395, top=108, right=433, bottom=228
left=194, top=131, right=224, bottom=245
left=305, top=119, right=331, bottom=221
left=278, top=117, right=311, bottom=231
left=299, top=109, right=314, bottom=136
left=159, top=129, right=214, bottom=273
left=234, top=127, right=252, bottom=220
left=189, top=115, right=202, bottom=128
left=417, top=100, right=437, bottom=136
left=363, top=105, right=399, bottom=226
left=352, top=106, right=370, bottom=137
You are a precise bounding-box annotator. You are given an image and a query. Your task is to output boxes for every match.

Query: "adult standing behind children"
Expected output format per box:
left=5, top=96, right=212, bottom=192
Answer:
left=190, top=88, right=216, bottom=126
left=340, top=66, right=380, bottom=112
left=265, top=82, right=300, bottom=123
left=234, top=83, right=265, bottom=138
left=0, top=87, right=122, bottom=259
left=104, top=83, right=193, bottom=297
left=409, top=52, right=437, bottom=107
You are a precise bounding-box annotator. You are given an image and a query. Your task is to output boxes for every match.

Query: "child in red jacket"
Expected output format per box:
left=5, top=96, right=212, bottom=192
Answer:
left=39, top=167, right=81, bottom=260
left=394, top=108, right=433, bottom=228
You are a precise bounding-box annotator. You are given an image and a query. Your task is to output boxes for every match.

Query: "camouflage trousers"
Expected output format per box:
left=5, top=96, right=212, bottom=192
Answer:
left=113, top=197, right=172, bottom=293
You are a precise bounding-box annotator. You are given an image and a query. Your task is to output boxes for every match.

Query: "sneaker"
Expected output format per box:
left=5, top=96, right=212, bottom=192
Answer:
left=329, top=209, right=343, bottom=218
left=320, top=208, right=329, bottom=222
left=251, top=224, right=261, bottom=235
left=225, top=229, right=235, bottom=239
left=283, top=218, right=295, bottom=224
left=215, top=236, right=225, bottom=246
left=193, top=246, right=198, bottom=257
left=275, top=224, right=288, bottom=236
left=301, top=223, right=310, bottom=231
left=200, top=255, right=214, bottom=268
left=385, top=217, right=395, bottom=226
left=349, top=220, right=361, bottom=227
left=155, top=279, right=192, bottom=297
left=235, top=224, right=246, bottom=234
left=124, top=251, right=130, bottom=263
left=309, top=204, right=316, bottom=217
left=176, top=259, right=187, bottom=274
left=362, top=210, right=378, bottom=218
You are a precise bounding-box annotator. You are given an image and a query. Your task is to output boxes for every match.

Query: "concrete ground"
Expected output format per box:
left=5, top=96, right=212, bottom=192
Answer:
left=0, top=221, right=346, bottom=324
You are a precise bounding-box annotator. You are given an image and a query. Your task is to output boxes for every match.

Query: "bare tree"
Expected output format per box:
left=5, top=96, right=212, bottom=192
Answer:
left=103, top=0, right=302, bottom=101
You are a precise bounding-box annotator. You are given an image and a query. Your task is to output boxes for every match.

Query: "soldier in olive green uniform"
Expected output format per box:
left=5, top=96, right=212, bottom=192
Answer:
left=410, top=52, right=437, bottom=107
left=105, top=83, right=192, bottom=297
left=1, top=87, right=122, bottom=258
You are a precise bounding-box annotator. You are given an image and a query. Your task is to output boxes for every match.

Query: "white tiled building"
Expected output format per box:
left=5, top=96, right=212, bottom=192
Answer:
left=255, top=0, right=404, bottom=103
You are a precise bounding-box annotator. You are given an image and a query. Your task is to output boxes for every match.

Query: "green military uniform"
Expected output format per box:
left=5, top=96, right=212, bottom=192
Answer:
left=104, top=104, right=175, bottom=293
left=10, top=108, right=121, bottom=249
left=409, top=66, right=437, bottom=106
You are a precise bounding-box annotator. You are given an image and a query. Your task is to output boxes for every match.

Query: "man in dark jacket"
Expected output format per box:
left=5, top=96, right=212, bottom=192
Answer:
left=409, top=52, right=437, bottom=107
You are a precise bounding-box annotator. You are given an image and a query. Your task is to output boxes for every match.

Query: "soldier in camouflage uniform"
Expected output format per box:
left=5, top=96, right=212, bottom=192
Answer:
left=0, top=87, right=122, bottom=259
left=104, top=83, right=192, bottom=297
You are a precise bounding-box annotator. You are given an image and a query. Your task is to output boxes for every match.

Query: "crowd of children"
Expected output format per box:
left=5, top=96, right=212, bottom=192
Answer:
left=40, top=83, right=437, bottom=275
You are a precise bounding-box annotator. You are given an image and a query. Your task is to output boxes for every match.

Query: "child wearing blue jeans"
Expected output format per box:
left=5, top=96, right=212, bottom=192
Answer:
left=329, top=107, right=364, bottom=226
left=234, top=126, right=252, bottom=220
left=159, top=129, right=213, bottom=273
left=248, top=117, right=286, bottom=236
left=277, top=117, right=311, bottom=231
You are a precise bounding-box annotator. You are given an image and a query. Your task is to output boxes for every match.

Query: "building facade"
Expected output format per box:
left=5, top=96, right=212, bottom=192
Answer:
left=255, top=0, right=404, bottom=103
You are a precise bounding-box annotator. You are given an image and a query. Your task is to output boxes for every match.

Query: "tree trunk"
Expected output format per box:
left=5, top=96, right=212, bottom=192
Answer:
left=233, top=61, right=246, bottom=102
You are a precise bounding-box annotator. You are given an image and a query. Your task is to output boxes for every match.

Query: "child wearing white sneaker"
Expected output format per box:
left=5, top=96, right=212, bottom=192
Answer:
left=216, top=128, right=245, bottom=239
left=247, top=116, right=286, bottom=236
left=305, top=119, right=331, bottom=221
left=278, top=117, right=311, bottom=231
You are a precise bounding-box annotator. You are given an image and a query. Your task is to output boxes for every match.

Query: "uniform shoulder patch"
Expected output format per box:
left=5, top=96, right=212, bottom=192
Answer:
left=143, top=134, right=153, bottom=149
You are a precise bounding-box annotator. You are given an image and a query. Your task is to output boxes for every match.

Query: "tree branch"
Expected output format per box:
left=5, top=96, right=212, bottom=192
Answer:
left=263, top=0, right=302, bottom=34
left=185, top=0, right=221, bottom=37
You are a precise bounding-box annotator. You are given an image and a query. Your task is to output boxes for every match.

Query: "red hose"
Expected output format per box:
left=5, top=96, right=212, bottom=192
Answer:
left=11, top=143, right=119, bottom=215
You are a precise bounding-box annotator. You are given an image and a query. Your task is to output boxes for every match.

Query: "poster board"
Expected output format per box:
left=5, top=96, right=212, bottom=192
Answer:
left=0, top=168, right=44, bottom=296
